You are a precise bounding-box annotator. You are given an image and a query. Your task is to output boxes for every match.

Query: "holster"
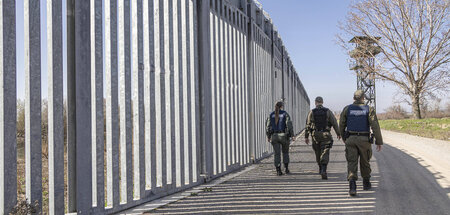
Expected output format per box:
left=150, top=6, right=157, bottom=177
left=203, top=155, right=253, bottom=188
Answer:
left=369, top=133, right=374, bottom=144
left=327, top=139, right=333, bottom=149
left=343, top=131, right=350, bottom=141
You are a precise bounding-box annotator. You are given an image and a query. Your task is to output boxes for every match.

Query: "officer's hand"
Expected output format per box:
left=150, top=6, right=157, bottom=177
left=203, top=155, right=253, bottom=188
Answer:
left=376, top=145, right=382, bottom=152
left=305, top=138, right=309, bottom=145
left=337, top=135, right=341, bottom=140
left=267, top=138, right=271, bottom=143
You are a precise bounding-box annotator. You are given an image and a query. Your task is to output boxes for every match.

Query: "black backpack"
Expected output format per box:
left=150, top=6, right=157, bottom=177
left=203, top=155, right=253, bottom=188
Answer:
left=312, top=107, right=328, bottom=131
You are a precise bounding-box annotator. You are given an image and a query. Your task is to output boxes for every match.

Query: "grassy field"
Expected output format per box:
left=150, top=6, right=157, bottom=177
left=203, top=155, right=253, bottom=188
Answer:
left=379, top=118, right=450, bottom=141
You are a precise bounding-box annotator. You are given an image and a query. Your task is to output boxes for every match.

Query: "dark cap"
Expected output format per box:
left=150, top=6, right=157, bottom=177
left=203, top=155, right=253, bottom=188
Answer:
left=354, top=90, right=365, bottom=100
left=315, top=96, right=323, bottom=103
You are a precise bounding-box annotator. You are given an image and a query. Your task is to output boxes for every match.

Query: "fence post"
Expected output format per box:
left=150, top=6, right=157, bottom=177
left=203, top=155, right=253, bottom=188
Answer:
left=246, top=1, right=255, bottom=162
left=197, top=0, right=212, bottom=179
left=91, top=0, right=104, bottom=210
left=24, top=0, right=42, bottom=211
left=47, top=0, right=65, bottom=214
left=66, top=0, right=77, bottom=211
left=0, top=1, right=17, bottom=213
left=75, top=0, right=92, bottom=213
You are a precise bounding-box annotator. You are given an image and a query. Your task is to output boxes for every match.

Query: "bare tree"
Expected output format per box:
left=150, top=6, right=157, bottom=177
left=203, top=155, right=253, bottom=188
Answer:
left=339, top=0, right=450, bottom=119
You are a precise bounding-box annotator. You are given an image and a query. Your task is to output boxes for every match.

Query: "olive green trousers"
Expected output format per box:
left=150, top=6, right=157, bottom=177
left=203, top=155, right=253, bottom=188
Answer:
left=271, top=133, right=290, bottom=167
left=312, top=131, right=333, bottom=166
left=345, top=135, right=373, bottom=181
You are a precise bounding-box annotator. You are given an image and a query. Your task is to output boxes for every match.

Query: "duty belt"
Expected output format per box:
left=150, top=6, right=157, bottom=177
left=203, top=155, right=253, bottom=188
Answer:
left=348, top=132, right=370, bottom=137
left=273, top=131, right=285, bottom=134
left=315, top=129, right=330, bottom=132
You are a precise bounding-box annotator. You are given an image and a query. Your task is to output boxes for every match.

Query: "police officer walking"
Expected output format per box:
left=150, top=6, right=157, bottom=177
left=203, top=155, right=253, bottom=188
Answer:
left=305, top=96, right=340, bottom=180
left=339, top=90, right=383, bottom=196
left=266, top=101, right=294, bottom=176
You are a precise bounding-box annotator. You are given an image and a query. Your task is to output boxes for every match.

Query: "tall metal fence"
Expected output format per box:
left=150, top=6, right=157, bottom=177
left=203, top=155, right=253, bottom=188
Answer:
left=0, top=0, right=309, bottom=214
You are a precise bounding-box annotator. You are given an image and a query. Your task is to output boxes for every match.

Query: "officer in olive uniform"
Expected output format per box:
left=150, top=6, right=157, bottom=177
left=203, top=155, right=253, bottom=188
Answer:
left=305, top=96, right=341, bottom=180
left=339, top=90, right=383, bottom=196
left=266, top=101, right=294, bottom=176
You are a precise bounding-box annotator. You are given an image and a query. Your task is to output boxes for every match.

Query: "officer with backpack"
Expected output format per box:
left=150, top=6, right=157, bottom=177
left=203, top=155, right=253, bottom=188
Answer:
left=266, top=101, right=294, bottom=176
left=305, top=96, right=340, bottom=180
left=339, top=90, right=383, bottom=196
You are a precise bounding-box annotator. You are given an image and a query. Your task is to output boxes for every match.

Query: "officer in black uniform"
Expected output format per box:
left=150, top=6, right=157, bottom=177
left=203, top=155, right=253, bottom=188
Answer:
left=305, top=96, right=340, bottom=179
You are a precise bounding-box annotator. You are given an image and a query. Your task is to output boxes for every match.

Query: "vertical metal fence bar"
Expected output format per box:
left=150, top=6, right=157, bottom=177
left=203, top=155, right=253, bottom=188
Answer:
left=251, top=42, right=255, bottom=160
left=75, top=0, right=93, bottom=212
left=189, top=0, right=201, bottom=183
left=211, top=12, right=218, bottom=175
left=244, top=32, right=249, bottom=164
left=0, top=0, right=17, bottom=213
left=125, top=0, right=133, bottom=203
left=154, top=0, right=163, bottom=188
left=168, top=0, right=176, bottom=187
left=131, top=0, right=139, bottom=199
left=118, top=0, right=133, bottom=203
left=230, top=20, right=236, bottom=166
left=90, top=0, right=104, bottom=209
left=95, top=0, right=105, bottom=209
left=221, top=14, right=227, bottom=172
left=176, top=0, right=186, bottom=188
left=162, top=0, right=171, bottom=186
left=90, top=0, right=96, bottom=207
left=181, top=0, right=190, bottom=185
left=240, top=31, right=245, bottom=164
left=214, top=12, right=220, bottom=175
left=47, top=0, right=64, bottom=213
left=235, top=23, right=240, bottom=165
left=67, top=0, right=76, bottom=211
left=132, top=0, right=143, bottom=200
left=227, top=16, right=232, bottom=166
left=148, top=0, right=158, bottom=192
left=198, top=0, right=212, bottom=179
left=24, top=0, right=42, bottom=211
left=143, top=0, right=152, bottom=191
left=238, top=29, right=247, bottom=165
left=138, top=0, right=146, bottom=199
left=225, top=15, right=230, bottom=168
left=118, top=0, right=125, bottom=202
left=257, top=42, right=260, bottom=159
left=257, top=42, right=260, bottom=158
left=191, top=0, right=199, bottom=182
left=105, top=0, right=120, bottom=207
left=237, top=28, right=242, bottom=165
left=223, top=13, right=229, bottom=171
left=172, top=0, right=182, bottom=188
left=257, top=44, right=261, bottom=158
left=217, top=15, right=223, bottom=174
left=185, top=0, right=194, bottom=184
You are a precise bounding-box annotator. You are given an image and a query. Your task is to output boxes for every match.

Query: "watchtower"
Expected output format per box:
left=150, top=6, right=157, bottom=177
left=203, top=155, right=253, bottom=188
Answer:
left=349, top=36, right=381, bottom=110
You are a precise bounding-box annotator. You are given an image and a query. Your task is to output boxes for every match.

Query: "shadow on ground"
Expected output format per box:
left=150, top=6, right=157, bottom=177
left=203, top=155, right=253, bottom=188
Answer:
left=145, top=139, right=450, bottom=214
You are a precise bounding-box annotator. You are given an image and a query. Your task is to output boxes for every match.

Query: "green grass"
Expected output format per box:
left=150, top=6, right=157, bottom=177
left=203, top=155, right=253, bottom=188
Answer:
left=379, top=118, right=450, bottom=141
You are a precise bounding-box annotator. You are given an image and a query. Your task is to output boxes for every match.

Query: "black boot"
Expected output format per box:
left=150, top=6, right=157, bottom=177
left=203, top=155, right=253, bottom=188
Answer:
left=276, top=166, right=283, bottom=176
left=284, top=163, right=290, bottom=174
left=363, top=178, right=372, bottom=190
left=349, top=180, right=357, bottom=196
left=321, top=164, right=328, bottom=180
